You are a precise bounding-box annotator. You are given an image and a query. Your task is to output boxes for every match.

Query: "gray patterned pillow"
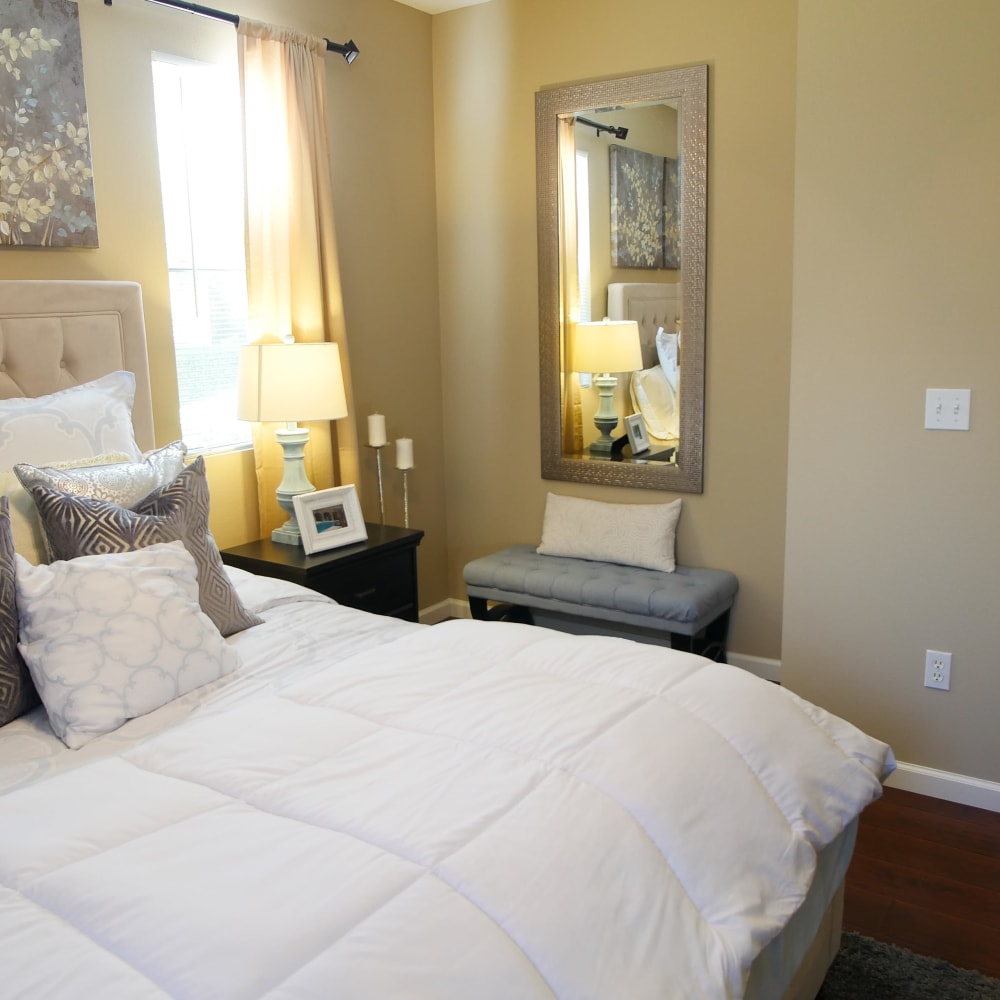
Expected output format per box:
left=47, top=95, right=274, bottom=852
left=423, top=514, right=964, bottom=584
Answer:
left=27, top=457, right=262, bottom=637
left=0, top=495, right=41, bottom=726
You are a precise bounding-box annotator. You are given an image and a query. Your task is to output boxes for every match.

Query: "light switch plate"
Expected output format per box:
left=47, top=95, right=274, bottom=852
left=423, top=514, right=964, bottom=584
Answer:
left=925, top=388, right=971, bottom=430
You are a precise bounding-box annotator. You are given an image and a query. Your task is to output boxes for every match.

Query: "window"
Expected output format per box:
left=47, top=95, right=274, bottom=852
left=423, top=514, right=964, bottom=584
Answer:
left=151, top=56, right=250, bottom=452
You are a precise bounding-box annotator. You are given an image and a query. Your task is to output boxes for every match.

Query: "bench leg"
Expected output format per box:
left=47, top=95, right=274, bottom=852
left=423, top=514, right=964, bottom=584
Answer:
left=468, top=596, right=534, bottom=625
left=671, top=609, right=731, bottom=664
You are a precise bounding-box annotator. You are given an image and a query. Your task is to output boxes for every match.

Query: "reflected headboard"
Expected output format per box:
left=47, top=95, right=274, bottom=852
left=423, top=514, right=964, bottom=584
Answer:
left=607, top=282, right=681, bottom=369
left=0, top=280, right=155, bottom=451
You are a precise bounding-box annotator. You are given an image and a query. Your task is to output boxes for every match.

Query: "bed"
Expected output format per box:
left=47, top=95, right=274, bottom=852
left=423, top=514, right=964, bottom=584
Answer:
left=0, top=280, right=894, bottom=1000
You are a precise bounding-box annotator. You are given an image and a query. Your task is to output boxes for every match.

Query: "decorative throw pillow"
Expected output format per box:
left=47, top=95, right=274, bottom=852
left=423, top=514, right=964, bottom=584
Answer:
left=537, top=492, right=683, bottom=572
left=0, top=496, right=40, bottom=726
left=1, top=453, right=126, bottom=566
left=26, top=456, right=262, bottom=637
left=0, top=371, right=142, bottom=469
left=10, top=442, right=187, bottom=564
left=15, top=541, right=239, bottom=749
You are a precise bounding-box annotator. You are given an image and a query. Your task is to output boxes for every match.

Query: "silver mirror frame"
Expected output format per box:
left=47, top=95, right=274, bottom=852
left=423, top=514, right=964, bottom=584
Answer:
left=536, top=64, right=707, bottom=492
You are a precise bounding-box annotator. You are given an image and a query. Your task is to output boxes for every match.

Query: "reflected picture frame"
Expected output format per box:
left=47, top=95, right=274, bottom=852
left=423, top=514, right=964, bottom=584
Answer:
left=293, top=484, right=368, bottom=554
left=625, top=413, right=651, bottom=454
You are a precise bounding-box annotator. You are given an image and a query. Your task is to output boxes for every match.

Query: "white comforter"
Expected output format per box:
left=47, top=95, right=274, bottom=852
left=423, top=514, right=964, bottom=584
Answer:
left=0, top=586, right=893, bottom=1000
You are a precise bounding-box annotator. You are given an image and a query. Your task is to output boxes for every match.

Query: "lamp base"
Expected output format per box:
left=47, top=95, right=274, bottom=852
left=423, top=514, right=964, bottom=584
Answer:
left=271, top=521, right=303, bottom=546
left=271, top=425, right=314, bottom=548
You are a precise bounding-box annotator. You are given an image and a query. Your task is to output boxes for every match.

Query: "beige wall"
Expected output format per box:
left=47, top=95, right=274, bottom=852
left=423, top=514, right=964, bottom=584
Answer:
left=433, top=0, right=798, bottom=658
left=2, top=0, right=450, bottom=603
left=784, top=0, right=1000, bottom=783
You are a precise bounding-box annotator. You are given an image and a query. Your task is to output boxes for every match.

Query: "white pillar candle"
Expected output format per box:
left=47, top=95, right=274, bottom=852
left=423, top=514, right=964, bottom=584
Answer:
left=367, top=413, right=387, bottom=447
left=395, top=437, right=414, bottom=470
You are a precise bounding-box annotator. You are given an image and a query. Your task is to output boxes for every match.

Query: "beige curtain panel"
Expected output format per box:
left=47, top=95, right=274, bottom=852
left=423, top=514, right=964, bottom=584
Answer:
left=558, top=117, right=583, bottom=454
left=237, top=19, right=360, bottom=537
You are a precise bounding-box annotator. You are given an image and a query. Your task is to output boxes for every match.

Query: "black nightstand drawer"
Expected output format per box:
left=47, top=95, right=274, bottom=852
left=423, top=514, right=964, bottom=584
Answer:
left=221, top=524, right=424, bottom=622
left=319, top=549, right=414, bottom=616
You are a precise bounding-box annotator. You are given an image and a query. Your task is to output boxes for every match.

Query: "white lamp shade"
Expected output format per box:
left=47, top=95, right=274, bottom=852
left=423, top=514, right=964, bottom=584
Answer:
left=572, top=320, right=643, bottom=374
left=238, top=343, right=348, bottom=423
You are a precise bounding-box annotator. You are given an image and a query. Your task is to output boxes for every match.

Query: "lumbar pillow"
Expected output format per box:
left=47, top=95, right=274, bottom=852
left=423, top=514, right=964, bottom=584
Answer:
left=11, top=442, right=187, bottom=564
left=15, top=541, right=239, bottom=749
left=0, top=496, right=40, bottom=726
left=25, top=456, right=262, bottom=637
left=536, top=492, right=682, bottom=572
left=0, top=371, right=142, bottom=469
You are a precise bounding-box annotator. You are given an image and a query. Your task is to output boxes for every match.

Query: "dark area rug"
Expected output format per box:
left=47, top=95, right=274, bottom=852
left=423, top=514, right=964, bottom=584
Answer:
left=817, top=932, right=1000, bottom=999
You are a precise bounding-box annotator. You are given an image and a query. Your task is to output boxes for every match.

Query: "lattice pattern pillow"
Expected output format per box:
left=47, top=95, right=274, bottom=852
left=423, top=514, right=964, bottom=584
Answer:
left=0, top=371, right=141, bottom=469
left=26, top=457, right=262, bottom=637
left=15, top=541, right=239, bottom=748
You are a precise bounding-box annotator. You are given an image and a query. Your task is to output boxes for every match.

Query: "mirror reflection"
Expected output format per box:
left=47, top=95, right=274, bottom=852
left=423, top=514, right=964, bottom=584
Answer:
left=535, top=65, right=707, bottom=492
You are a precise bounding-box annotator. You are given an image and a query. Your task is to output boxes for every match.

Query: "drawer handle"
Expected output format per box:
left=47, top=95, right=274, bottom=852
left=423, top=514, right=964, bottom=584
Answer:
left=354, top=586, right=377, bottom=599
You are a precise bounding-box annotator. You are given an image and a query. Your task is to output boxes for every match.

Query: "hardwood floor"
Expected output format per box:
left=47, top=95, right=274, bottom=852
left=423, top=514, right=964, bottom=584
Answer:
left=842, top=785, right=1000, bottom=979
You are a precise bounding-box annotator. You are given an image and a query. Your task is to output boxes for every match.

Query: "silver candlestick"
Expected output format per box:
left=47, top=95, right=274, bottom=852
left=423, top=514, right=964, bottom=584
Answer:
left=367, top=444, right=386, bottom=524
left=402, top=468, right=410, bottom=528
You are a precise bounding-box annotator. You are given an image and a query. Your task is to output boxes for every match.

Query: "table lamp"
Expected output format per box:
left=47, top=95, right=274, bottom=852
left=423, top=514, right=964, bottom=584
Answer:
left=238, top=342, right=348, bottom=546
left=572, top=319, right=643, bottom=454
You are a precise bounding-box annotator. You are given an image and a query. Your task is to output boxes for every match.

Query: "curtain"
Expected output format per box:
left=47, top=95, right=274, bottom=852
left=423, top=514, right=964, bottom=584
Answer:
left=237, top=19, right=359, bottom=537
left=558, top=118, right=583, bottom=454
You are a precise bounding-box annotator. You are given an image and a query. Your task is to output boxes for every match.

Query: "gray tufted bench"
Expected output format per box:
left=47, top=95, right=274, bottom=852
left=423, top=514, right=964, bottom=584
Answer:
left=463, top=545, right=738, bottom=662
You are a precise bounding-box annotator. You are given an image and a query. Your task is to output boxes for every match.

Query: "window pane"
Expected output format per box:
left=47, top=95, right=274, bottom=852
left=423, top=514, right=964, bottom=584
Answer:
left=152, top=56, right=251, bottom=452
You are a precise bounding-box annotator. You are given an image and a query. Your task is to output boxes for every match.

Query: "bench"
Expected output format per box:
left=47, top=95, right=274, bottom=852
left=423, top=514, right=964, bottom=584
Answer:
left=463, top=545, right=738, bottom=663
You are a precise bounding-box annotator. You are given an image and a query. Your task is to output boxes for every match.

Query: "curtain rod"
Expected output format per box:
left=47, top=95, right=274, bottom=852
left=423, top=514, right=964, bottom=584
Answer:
left=102, top=0, right=360, bottom=63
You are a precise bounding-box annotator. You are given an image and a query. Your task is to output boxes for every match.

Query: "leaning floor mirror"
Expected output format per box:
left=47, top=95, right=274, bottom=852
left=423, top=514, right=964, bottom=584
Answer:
left=536, top=64, right=707, bottom=492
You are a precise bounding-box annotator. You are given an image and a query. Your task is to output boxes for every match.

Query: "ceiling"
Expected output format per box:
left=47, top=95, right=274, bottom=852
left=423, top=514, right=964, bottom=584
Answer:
left=396, top=0, right=492, bottom=13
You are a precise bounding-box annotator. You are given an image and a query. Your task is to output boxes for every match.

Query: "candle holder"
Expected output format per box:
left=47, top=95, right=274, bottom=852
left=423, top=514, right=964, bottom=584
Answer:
left=367, top=444, right=386, bottom=524
left=402, top=468, right=410, bottom=528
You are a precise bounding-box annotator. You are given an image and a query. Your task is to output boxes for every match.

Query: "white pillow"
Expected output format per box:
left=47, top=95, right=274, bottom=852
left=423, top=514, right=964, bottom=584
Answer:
left=537, top=493, right=682, bottom=572
left=15, top=541, right=239, bottom=749
left=0, top=371, right=141, bottom=470
left=629, top=366, right=679, bottom=442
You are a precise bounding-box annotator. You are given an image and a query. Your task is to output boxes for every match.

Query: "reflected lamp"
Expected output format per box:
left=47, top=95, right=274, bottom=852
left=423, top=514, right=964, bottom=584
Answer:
left=238, top=342, right=348, bottom=546
left=572, top=319, right=643, bottom=454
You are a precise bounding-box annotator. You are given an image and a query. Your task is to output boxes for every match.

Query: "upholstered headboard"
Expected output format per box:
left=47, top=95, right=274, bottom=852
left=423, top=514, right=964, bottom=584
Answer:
left=607, top=282, right=681, bottom=370
left=0, top=280, right=155, bottom=451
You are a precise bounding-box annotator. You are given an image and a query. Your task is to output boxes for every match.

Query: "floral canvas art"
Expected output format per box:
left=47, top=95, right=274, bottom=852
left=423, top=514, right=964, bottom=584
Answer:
left=609, top=145, right=679, bottom=270
left=1, top=0, right=98, bottom=247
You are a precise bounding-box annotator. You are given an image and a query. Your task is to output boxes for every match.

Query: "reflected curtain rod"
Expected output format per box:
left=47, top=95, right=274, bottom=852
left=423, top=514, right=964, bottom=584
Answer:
left=102, top=0, right=360, bottom=63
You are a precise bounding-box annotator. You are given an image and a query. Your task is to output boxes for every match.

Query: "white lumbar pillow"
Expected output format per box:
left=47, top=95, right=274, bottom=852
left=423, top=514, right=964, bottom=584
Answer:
left=537, top=493, right=682, bottom=572
left=15, top=540, right=238, bottom=748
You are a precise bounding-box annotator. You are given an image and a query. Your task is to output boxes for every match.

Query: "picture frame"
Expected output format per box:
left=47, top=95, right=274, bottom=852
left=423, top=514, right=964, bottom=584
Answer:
left=293, top=485, right=368, bottom=555
left=625, top=413, right=651, bottom=455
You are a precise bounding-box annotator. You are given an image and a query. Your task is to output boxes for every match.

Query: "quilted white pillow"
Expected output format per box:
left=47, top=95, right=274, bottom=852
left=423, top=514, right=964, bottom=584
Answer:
left=15, top=541, right=239, bottom=749
left=0, top=371, right=141, bottom=469
left=537, top=493, right=682, bottom=572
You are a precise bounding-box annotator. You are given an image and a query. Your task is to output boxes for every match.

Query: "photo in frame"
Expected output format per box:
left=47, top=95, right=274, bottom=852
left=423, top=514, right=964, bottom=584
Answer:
left=293, top=485, right=368, bottom=554
left=625, top=413, right=652, bottom=455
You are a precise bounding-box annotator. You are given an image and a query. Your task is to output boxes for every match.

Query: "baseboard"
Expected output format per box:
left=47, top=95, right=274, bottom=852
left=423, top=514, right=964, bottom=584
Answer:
left=727, top=652, right=781, bottom=683
left=419, top=598, right=469, bottom=625
left=886, top=761, right=1000, bottom=813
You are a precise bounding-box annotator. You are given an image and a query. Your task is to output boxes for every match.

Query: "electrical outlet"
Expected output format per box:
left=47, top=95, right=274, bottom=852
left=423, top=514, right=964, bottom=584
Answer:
left=924, top=650, right=952, bottom=690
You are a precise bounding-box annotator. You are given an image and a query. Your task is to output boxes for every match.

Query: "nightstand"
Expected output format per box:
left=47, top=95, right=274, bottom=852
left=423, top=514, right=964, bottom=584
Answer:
left=221, top=523, right=424, bottom=621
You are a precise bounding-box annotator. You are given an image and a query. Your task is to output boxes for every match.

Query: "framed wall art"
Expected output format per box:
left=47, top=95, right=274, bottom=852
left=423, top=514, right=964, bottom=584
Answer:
left=0, top=0, right=98, bottom=247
